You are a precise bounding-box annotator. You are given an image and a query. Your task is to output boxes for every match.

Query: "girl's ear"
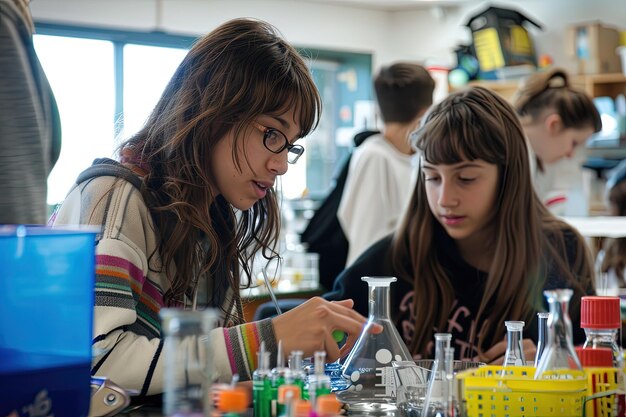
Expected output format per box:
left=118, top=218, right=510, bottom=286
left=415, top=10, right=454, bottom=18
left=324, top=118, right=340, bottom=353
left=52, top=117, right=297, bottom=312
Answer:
left=544, top=113, right=563, bottom=136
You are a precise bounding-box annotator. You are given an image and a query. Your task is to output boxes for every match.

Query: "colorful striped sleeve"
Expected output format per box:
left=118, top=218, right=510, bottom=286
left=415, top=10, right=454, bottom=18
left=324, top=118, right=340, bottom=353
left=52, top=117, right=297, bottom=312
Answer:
left=223, top=318, right=277, bottom=380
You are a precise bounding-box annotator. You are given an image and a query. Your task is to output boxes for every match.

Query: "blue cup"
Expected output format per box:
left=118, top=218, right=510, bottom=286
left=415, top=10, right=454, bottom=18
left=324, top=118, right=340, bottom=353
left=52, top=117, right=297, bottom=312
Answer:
left=0, top=225, right=97, bottom=416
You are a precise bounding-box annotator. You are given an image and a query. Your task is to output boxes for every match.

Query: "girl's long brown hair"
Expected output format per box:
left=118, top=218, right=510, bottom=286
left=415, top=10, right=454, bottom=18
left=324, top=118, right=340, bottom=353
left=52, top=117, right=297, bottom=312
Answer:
left=117, top=18, right=321, bottom=322
left=391, top=86, right=593, bottom=356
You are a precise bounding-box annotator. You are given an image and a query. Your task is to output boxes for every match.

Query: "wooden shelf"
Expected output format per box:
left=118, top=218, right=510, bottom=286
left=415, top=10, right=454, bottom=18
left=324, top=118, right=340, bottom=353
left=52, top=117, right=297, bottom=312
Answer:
left=451, top=72, right=626, bottom=101
left=571, top=73, right=626, bottom=99
left=450, top=79, right=520, bottom=101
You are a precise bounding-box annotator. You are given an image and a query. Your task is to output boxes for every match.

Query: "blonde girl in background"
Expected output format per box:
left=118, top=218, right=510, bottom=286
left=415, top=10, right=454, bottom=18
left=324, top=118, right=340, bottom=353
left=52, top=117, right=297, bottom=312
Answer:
left=512, top=68, right=601, bottom=211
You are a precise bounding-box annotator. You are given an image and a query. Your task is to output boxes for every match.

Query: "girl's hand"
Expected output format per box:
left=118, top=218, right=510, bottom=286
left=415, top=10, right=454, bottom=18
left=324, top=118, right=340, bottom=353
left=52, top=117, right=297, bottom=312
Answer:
left=473, top=338, right=537, bottom=365
left=271, top=297, right=382, bottom=362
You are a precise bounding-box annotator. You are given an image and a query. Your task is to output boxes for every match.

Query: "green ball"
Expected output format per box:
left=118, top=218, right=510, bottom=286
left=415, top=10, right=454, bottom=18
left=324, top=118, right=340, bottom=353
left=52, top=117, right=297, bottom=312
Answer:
left=332, top=329, right=346, bottom=343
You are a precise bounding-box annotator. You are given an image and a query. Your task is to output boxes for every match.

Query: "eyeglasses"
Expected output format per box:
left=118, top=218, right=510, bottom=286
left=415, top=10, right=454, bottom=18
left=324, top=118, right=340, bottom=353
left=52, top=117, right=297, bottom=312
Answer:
left=251, top=121, right=304, bottom=164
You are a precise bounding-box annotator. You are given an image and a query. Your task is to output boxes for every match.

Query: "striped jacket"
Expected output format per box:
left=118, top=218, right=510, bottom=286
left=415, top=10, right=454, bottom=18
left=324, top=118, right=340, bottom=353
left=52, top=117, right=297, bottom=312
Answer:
left=51, top=159, right=277, bottom=395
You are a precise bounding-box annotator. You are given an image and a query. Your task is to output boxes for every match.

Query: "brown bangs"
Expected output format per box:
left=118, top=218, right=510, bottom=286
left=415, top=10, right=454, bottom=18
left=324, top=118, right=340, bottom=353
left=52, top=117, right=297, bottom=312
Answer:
left=267, top=71, right=322, bottom=138
left=413, top=96, right=507, bottom=166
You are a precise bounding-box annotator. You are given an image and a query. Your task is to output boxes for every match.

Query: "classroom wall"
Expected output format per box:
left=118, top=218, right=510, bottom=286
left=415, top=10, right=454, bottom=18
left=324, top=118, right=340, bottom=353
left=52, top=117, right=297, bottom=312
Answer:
left=29, top=0, right=394, bottom=66
left=30, top=0, right=626, bottom=71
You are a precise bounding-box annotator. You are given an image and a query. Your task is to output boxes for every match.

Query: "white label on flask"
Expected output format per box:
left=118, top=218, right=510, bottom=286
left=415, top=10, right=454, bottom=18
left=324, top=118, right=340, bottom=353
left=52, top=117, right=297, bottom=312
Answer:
left=374, top=366, right=397, bottom=397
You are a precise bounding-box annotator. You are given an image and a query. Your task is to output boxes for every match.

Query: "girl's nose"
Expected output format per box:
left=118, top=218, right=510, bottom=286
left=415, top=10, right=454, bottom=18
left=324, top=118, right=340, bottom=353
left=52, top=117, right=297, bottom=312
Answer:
left=268, top=151, right=289, bottom=176
left=438, top=182, right=458, bottom=208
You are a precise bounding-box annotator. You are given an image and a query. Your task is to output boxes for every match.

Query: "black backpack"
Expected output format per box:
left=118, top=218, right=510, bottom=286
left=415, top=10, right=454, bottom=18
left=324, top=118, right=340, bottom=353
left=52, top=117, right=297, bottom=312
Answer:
left=300, top=130, right=379, bottom=291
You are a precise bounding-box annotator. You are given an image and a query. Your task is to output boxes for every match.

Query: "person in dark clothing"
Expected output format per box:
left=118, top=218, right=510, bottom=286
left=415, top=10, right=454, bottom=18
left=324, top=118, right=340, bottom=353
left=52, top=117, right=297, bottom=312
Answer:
left=0, top=0, right=62, bottom=224
left=326, top=86, right=595, bottom=363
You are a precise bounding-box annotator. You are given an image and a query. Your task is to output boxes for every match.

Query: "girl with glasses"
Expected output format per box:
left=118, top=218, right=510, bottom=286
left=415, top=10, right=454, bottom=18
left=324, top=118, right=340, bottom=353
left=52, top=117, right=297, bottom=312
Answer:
left=50, top=18, right=374, bottom=396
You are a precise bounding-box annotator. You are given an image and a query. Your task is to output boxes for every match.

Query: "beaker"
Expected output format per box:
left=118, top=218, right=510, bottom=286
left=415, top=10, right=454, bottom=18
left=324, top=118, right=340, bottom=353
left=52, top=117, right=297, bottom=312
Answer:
left=393, top=361, right=431, bottom=416
left=393, top=359, right=484, bottom=417
left=337, top=276, right=412, bottom=413
left=503, top=321, right=526, bottom=366
left=160, top=308, right=217, bottom=417
left=534, top=289, right=583, bottom=380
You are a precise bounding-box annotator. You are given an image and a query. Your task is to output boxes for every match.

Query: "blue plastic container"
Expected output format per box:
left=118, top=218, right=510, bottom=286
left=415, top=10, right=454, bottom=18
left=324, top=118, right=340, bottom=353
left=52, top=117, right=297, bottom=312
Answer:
left=0, top=226, right=96, bottom=417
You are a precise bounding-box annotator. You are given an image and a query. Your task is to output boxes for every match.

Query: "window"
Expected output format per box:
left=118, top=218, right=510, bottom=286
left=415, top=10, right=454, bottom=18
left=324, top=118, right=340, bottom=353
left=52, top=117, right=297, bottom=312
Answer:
left=34, top=24, right=372, bottom=208
left=33, top=35, right=115, bottom=205
left=34, top=24, right=194, bottom=206
left=121, top=45, right=187, bottom=139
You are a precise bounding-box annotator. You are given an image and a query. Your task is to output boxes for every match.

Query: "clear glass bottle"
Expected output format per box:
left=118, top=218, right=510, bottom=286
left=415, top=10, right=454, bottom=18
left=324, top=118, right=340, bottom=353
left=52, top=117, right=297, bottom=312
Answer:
left=534, top=289, right=583, bottom=379
left=308, top=351, right=331, bottom=406
left=534, top=312, right=550, bottom=367
left=338, top=276, right=412, bottom=412
left=422, top=333, right=452, bottom=417
left=580, top=296, right=625, bottom=414
left=288, top=350, right=307, bottom=397
left=503, top=321, right=526, bottom=366
left=580, top=296, right=622, bottom=367
left=160, top=308, right=216, bottom=417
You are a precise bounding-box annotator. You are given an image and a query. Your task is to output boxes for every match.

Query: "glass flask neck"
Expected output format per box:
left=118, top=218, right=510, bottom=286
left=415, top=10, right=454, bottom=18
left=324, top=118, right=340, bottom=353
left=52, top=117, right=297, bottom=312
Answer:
left=368, top=283, right=391, bottom=320
left=504, top=321, right=525, bottom=366
left=534, top=312, right=549, bottom=367
left=546, top=292, right=573, bottom=347
left=433, top=334, right=452, bottom=364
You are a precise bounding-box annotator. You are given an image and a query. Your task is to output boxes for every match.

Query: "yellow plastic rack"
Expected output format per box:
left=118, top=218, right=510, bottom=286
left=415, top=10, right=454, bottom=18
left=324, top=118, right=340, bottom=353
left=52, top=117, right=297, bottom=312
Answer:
left=456, top=365, right=619, bottom=417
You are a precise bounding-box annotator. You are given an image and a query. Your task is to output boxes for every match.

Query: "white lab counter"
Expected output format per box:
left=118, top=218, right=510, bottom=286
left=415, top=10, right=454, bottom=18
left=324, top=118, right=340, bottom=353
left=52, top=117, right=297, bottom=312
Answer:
left=561, top=216, right=626, bottom=238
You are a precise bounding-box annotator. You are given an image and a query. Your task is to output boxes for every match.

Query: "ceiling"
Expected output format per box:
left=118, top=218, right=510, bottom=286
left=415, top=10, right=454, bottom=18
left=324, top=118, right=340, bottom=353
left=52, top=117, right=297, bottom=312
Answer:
left=298, top=0, right=475, bottom=11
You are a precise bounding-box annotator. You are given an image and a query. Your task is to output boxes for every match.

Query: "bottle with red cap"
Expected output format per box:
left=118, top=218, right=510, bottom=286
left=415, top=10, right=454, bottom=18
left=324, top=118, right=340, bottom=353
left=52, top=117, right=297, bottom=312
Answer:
left=580, top=296, right=622, bottom=368
left=580, top=295, right=625, bottom=417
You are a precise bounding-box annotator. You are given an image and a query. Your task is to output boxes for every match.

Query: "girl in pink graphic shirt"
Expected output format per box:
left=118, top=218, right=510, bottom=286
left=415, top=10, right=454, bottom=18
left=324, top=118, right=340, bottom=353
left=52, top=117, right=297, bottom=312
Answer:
left=328, top=86, right=595, bottom=362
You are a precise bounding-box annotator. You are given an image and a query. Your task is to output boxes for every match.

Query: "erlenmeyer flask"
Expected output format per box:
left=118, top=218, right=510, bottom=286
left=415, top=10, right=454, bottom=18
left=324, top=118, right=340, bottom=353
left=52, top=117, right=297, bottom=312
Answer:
left=534, top=289, right=583, bottom=379
left=503, top=321, right=526, bottom=366
left=338, top=276, right=412, bottom=413
left=422, top=333, right=452, bottom=417
left=424, top=346, right=457, bottom=417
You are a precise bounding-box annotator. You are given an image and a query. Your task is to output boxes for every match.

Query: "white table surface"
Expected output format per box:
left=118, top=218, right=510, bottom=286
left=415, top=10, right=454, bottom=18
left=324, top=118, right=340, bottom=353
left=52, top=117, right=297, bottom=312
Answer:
left=560, top=216, right=626, bottom=238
